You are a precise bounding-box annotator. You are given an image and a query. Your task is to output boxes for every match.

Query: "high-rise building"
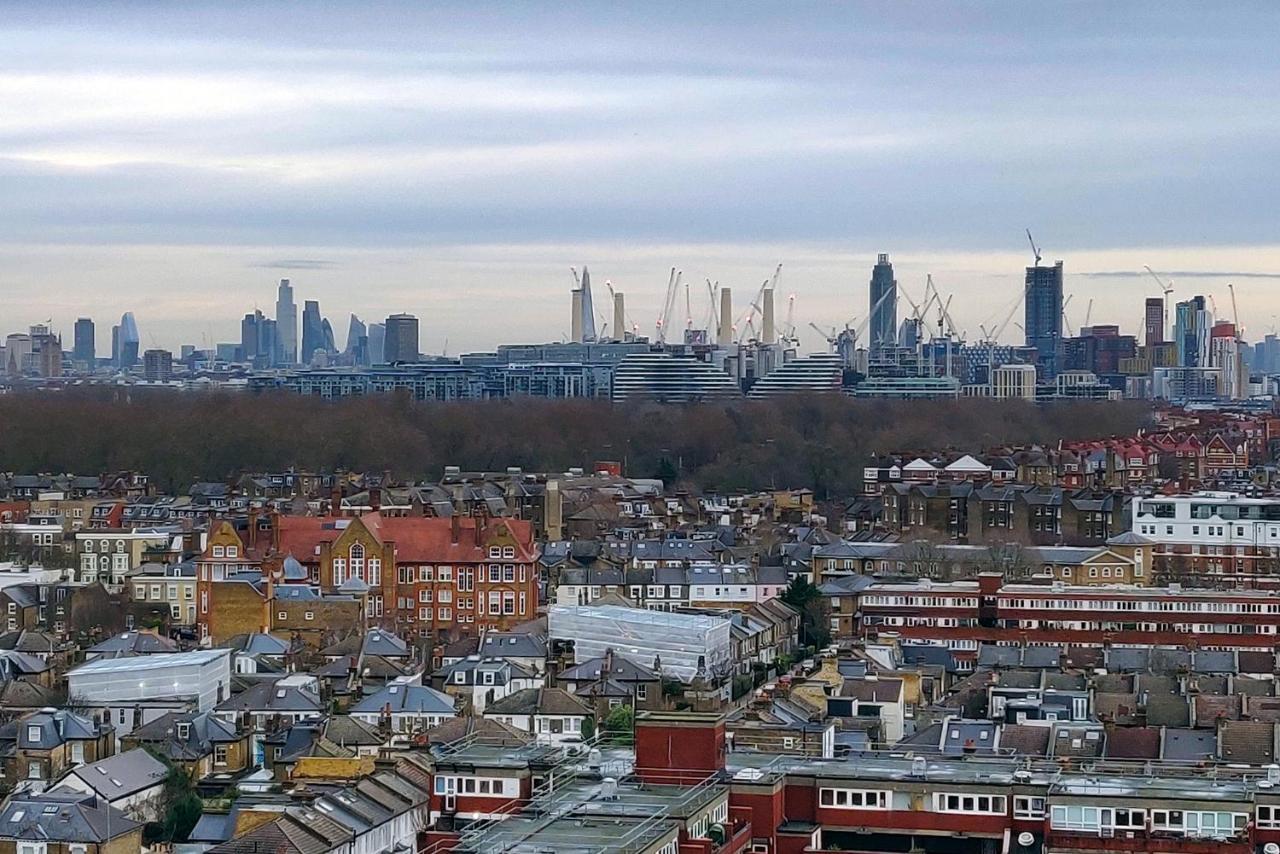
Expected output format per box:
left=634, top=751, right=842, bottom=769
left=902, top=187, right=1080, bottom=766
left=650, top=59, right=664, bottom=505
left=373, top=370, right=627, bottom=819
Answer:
left=384, top=314, right=420, bottom=363
left=143, top=349, right=173, bottom=382
left=368, top=322, right=386, bottom=364
left=346, top=314, right=368, bottom=365
left=240, top=310, right=282, bottom=367
left=275, top=279, right=297, bottom=364
left=240, top=312, right=260, bottom=362
left=73, top=318, right=95, bottom=367
left=113, top=312, right=140, bottom=369
left=1173, top=296, right=1211, bottom=368
left=869, top=254, right=897, bottom=354
left=570, top=266, right=598, bottom=344
left=1144, top=297, right=1164, bottom=347
left=301, top=300, right=325, bottom=364
left=1024, top=260, right=1064, bottom=378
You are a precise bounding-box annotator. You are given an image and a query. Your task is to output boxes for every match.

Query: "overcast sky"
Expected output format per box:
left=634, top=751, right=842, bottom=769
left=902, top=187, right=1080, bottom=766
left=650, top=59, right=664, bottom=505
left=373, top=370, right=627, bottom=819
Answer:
left=4, top=2, right=1280, bottom=353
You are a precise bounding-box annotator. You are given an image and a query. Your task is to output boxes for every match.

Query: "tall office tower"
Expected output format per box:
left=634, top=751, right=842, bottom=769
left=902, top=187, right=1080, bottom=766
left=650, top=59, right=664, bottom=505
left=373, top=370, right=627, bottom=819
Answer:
left=367, top=322, right=386, bottom=364
left=143, top=349, right=173, bottom=382
left=321, top=318, right=336, bottom=355
left=345, top=314, right=368, bottom=365
left=1173, top=296, right=1210, bottom=367
left=869, top=254, right=897, bottom=354
left=1024, top=260, right=1064, bottom=378
left=240, top=312, right=260, bottom=362
left=384, top=313, right=420, bottom=363
left=73, top=318, right=95, bottom=367
left=275, top=278, right=297, bottom=364
left=579, top=266, right=597, bottom=343
left=301, top=300, right=325, bottom=364
left=114, top=312, right=140, bottom=368
left=260, top=318, right=279, bottom=367
left=1144, top=297, right=1165, bottom=347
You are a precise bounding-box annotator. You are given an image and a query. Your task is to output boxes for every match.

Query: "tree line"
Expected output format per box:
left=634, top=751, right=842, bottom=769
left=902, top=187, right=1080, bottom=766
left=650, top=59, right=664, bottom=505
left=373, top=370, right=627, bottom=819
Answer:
left=0, top=389, right=1151, bottom=498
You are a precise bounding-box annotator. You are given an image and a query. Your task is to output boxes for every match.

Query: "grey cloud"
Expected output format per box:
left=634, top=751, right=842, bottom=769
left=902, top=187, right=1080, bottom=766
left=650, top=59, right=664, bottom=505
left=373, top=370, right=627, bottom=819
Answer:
left=1082, top=271, right=1280, bottom=279
left=253, top=259, right=339, bottom=270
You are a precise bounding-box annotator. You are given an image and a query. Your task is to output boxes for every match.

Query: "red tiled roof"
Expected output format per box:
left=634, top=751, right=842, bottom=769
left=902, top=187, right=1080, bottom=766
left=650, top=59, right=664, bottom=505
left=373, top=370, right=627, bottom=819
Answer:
left=360, top=513, right=536, bottom=563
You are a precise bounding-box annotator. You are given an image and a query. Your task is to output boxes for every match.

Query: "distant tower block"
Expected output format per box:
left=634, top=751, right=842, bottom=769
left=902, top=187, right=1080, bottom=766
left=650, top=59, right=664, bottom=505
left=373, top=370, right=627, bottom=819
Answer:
left=718, top=288, right=733, bottom=346
left=762, top=288, right=776, bottom=344
left=571, top=289, right=584, bottom=343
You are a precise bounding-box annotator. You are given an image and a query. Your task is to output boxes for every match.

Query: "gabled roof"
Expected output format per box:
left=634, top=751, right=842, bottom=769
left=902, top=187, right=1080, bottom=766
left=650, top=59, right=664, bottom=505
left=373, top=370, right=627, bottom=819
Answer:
left=484, top=687, right=592, bottom=717
left=0, top=791, right=139, bottom=842
left=57, top=748, right=167, bottom=799
left=351, top=684, right=455, bottom=716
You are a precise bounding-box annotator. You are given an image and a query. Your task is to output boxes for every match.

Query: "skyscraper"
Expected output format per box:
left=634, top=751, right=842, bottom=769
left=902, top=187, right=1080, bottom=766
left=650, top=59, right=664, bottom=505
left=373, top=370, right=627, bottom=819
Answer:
left=869, top=254, right=897, bottom=354
left=114, top=312, right=140, bottom=368
left=1144, top=297, right=1165, bottom=347
left=241, top=310, right=280, bottom=366
left=1173, top=296, right=1210, bottom=367
left=367, top=322, right=386, bottom=364
left=73, top=317, right=95, bottom=367
left=1024, top=260, right=1064, bottom=378
left=143, top=349, right=173, bottom=382
left=275, top=279, right=297, bottom=364
left=384, top=313, right=419, bottom=363
left=301, top=300, right=325, bottom=364
left=346, top=314, right=368, bottom=365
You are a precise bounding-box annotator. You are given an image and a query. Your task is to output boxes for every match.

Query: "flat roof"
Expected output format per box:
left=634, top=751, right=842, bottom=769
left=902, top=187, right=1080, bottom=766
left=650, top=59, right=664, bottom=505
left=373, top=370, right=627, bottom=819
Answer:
left=70, top=648, right=230, bottom=675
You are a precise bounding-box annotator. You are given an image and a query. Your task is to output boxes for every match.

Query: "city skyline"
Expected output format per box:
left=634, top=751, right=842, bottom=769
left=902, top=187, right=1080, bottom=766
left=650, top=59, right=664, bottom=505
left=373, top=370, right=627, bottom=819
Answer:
left=4, top=3, right=1280, bottom=352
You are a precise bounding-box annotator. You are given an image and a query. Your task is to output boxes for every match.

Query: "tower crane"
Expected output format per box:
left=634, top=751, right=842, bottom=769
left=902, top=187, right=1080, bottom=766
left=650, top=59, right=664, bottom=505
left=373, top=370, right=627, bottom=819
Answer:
left=1083, top=298, right=1094, bottom=330
left=1026, top=229, right=1042, bottom=266
left=1228, top=282, right=1242, bottom=337
left=1061, top=294, right=1074, bottom=336
left=1144, top=265, right=1175, bottom=340
left=655, top=268, right=683, bottom=345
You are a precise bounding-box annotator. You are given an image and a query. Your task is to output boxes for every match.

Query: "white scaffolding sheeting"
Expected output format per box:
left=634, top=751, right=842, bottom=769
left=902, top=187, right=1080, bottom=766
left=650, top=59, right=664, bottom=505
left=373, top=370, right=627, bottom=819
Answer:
left=549, top=604, right=732, bottom=683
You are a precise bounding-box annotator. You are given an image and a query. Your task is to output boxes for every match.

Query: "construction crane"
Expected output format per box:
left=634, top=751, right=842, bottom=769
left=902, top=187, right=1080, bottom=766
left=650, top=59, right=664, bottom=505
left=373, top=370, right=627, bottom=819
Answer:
left=783, top=294, right=798, bottom=341
left=736, top=264, right=783, bottom=343
left=655, top=268, right=683, bottom=345
left=1083, top=298, right=1094, bottom=330
left=1026, top=229, right=1042, bottom=266
left=1207, top=293, right=1219, bottom=318
left=1144, top=265, right=1175, bottom=340
left=1228, top=282, right=1242, bottom=337
left=1061, top=294, right=1074, bottom=335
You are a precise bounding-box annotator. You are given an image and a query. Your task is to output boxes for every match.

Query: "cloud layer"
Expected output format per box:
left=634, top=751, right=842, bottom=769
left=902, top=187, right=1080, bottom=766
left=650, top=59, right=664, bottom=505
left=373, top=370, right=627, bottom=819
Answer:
left=3, top=2, right=1280, bottom=351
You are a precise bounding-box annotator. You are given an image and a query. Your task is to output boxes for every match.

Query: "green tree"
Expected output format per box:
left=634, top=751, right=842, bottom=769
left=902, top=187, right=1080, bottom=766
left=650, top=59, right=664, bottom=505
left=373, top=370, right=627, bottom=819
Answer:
left=781, top=576, right=831, bottom=649
left=601, top=704, right=634, bottom=745
left=142, top=756, right=203, bottom=844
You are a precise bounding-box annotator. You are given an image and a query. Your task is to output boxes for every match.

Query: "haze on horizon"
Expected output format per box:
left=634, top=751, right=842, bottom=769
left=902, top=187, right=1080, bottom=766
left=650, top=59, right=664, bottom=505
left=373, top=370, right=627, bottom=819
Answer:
left=4, top=1, right=1280, bottom=354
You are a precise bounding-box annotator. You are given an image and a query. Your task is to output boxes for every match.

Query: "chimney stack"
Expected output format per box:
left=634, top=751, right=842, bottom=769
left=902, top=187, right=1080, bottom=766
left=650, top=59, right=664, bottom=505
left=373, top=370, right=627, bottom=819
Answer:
left=762, top=288, right=776, bottom=344
left=571, top=289, right=584, bottom=344
left=718, top=287, right=733, bottom=347
left=613, top=291, right=626, bottom=342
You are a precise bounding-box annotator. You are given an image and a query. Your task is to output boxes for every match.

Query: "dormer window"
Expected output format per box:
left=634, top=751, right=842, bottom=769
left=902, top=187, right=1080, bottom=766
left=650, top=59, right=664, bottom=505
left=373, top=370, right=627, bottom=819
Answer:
left=176, top=723, right=190, bottom=739
left=488, top=546, right=502, bottom=559
left=502, top=546, right=515, bottom=559
left=26, top=726, right=40, bottom=743
left=226, top=546, right=238, bottom=558
left=212, top=546, right=225, bottom=558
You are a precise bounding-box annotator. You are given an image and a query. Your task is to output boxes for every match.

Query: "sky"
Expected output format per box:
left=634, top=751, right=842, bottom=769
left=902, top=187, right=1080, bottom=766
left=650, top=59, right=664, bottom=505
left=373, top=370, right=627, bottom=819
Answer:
left=4, top=1, right=1280, bottom=354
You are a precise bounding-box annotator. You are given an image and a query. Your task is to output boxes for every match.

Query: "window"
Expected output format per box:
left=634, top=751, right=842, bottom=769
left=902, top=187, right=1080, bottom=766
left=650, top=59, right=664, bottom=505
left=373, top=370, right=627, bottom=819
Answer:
left=26, top=725, right=41, bottom=742
left=227, top=546, right=238, bottom=558
left=818, top=788, right=890, bottom=810
left=215, top=745, right=229, bottom=765
left=502, top=546, right=515, bottom=559
left=304, top=611, right=314, bottom=621
left=212, top=545, right=225, bottom=558
left=420, top=566, right=433, bottom=582
left=278, top=611, right=287, bottom=620
left=349, top=543, right=365, bottom=581
left=637, top=684, right=648, bottom=700
left=1014, top=796, right=1046, bottom=820
left=1257, top=805, right=1280, bottom=829
left=934, top=793, right=1006, bottom=815
left=503, top=565, right=515, bottom=582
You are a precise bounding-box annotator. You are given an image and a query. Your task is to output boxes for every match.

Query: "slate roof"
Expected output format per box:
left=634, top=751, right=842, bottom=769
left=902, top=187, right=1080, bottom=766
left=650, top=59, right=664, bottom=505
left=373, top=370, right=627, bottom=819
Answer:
left=0, top=791, right=140, bottom=842
left=57, top=748, right=168, bottom=799
left=1161, top=727, right=1215, bottom=761
left=479, top=632, right=547, bottom=659
left=484, top=687, right=591, bottom=717
left=86, top=630, right=177, bottom=658
left=215, top=679, right=323, bottom=714
left=998, top=725, right=1049, bottom=757
left=350, top=684, right=455, bottom=716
